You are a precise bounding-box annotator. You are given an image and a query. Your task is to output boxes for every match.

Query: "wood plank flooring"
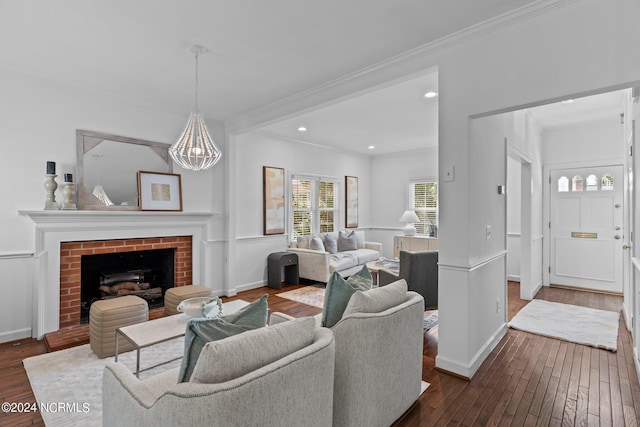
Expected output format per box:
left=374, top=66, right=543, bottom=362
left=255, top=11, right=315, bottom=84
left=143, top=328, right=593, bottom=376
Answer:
left=1, top=282, right=638, bottom=426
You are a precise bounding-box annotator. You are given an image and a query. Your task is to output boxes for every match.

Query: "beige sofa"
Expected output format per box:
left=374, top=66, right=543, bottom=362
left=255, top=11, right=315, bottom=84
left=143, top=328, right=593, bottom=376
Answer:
left=102, top=317, right=335, bottom=427
left=270, top=279, right=425, bottom=427
left=289, top=230, right=381, bottom=282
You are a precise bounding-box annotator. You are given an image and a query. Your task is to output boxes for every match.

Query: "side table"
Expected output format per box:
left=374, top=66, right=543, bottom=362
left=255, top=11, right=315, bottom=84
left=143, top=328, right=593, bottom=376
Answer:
left=267, top=252, right=299, bottom=289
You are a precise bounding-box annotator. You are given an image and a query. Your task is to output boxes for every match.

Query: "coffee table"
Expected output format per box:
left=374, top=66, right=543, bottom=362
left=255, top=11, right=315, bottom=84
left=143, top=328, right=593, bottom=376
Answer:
left=366, top=260, right=400, bottom=287
left=115, top=299, right=250, bottom=378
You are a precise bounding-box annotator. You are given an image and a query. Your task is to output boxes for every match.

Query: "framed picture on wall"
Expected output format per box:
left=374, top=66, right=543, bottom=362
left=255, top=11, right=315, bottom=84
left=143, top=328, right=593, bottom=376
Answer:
left=137, top=171, right=183, bottom=211
left=263, top=166, right=285, bottom=235
left=345, top=175, right=358, bottom=228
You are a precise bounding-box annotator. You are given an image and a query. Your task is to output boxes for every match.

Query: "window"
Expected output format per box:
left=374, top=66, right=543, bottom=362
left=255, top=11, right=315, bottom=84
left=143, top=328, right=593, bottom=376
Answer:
left=602, top=173, right=614, bottom=190
left=586, top=174, right=598, bottom=191
left=558, top=176, right=569, bottom=192
left=572, top=175, right=584, bottom=192
left=291, top=175, right=338, bottom=237
left=410, top=181, right=438, bottom=235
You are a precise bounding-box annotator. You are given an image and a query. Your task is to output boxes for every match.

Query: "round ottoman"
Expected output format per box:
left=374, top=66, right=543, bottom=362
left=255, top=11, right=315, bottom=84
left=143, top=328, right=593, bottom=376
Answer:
left=89, top=295, right=148, bottom=358
left=164, top=285, right=212, bottom=316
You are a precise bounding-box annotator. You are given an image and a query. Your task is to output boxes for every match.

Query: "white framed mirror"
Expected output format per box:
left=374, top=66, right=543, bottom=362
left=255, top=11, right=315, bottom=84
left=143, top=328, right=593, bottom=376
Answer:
left=76, top=130, right=172, bottom=210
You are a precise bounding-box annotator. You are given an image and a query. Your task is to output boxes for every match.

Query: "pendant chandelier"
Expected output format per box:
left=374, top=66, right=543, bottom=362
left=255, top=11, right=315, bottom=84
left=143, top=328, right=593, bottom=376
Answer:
left=169, top=45, right=222, bottom=171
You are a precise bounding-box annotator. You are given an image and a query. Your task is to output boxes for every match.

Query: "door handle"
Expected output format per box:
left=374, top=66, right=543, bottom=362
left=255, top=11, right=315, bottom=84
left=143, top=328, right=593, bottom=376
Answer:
left=623, top=244, right=631, bottom=249
left=615, top=235, right=621, bottom=240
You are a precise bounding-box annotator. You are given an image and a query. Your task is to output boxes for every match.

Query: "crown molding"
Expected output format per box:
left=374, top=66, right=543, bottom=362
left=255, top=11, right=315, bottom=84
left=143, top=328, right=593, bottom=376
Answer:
left=227, top=0, right=578, bottom=134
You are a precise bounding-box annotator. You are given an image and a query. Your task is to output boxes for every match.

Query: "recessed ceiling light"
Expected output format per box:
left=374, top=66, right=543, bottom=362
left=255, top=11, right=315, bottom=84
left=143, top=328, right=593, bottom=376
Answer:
left=297, top=126, right=307, bottom=132
left=561, top=99, right=575, bottom=104
left=423, top=91, right=438, bottom=99
left=368, top=145, right=375, bottom=150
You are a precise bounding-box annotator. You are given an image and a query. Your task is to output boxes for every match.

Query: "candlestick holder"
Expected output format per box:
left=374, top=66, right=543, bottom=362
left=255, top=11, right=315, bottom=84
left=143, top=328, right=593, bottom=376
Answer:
left=62, top=181, right=77, bottom=210
left=44, top=174, right=59, bottom=210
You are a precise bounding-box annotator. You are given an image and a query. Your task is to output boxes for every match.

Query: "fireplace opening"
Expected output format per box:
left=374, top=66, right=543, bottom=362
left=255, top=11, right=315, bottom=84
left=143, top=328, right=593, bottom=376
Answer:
left=80, top=248, right=175, bottom=323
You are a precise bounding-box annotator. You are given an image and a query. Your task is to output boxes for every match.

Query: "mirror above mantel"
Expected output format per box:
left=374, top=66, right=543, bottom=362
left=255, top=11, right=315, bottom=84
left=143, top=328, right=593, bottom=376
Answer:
left=76, top=130, right=172, bottom=210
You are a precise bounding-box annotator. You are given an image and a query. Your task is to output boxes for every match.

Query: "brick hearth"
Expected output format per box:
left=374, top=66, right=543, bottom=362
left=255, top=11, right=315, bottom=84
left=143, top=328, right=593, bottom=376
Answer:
left=59, top=236, right=192, bottom=328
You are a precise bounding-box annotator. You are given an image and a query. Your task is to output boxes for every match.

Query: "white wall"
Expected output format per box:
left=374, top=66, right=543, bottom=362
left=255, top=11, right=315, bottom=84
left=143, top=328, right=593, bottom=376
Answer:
left=369, top=147, right=438, bottom=259
left=0, top=70, right=226, bottom=342
left=543, top=118, right=625, bottom=166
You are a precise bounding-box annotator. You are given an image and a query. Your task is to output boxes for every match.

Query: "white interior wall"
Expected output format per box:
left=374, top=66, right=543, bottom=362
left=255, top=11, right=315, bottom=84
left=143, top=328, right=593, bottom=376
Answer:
left=0, top=70, right=225, bottom=342
left=543, top=118, right=625, bottom=166
left=369, top=147, right=438, bottom=259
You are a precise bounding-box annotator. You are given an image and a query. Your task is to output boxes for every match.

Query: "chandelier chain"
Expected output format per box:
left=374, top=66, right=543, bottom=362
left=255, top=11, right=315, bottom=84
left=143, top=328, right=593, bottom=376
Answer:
left=194, top=50, right=199, bottom=112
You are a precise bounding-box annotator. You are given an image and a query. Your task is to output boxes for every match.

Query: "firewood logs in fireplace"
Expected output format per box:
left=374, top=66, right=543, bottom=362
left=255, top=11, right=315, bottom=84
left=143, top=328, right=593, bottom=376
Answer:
left=99, top=281, right=161, bottom=299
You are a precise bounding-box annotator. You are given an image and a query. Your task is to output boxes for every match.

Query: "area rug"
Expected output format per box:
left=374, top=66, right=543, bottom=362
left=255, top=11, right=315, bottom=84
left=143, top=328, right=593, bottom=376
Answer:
left=507, top=299, right=620, bottom=351
left=23, top=338, right=184, bottom=427
left=423, top=310, right=438, bottom=331
left=277, top=284, right=325, bottom=308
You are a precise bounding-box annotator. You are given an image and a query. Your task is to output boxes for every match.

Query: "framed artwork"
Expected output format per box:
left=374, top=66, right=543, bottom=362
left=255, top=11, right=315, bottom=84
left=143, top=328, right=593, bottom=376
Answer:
left=137, top=171, right=183, bottom=211
left=263, top=166, right=285, bottom=235
left=345, top=176, right=358, bottom=228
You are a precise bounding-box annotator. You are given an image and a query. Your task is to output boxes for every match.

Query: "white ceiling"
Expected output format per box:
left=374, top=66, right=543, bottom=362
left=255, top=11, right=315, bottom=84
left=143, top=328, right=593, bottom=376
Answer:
left=0, top=0, right=535, bottom=120
left=0, top=1, right=625, bottom=156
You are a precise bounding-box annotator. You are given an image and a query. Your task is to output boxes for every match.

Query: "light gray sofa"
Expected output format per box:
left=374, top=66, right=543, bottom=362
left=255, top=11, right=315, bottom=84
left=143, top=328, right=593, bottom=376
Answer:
left=270, top=279, right=425, bottom=427
left=102, top=317, right=335, bottom=427
left=289, top=230, right=381, bottom=282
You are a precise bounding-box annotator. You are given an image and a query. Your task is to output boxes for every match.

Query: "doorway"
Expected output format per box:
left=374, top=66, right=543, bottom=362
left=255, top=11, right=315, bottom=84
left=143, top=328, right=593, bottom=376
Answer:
left=548, top=165, right=624, bottom=293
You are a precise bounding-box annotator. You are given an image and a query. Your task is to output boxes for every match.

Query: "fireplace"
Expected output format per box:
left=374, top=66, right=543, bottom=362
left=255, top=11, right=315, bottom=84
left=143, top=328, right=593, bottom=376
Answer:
left=79, top=248, right=176, bottom=323
left=60, top=236, right=193, bottom=328
left=21, top=210, right=213, bottom=339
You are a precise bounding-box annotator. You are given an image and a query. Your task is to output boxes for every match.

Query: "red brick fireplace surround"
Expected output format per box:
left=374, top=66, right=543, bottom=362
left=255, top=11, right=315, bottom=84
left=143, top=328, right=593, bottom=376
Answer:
left=59, top=236, right=192, bottom=328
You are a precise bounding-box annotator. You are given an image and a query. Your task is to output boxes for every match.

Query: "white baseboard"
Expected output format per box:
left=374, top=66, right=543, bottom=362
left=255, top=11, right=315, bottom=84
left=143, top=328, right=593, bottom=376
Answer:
left=507, top=275, right=521, bottom=282
left=224, top=281, right=267, bottom=297
left=0, top=327, right=31, bottom=344
left=436, top=323, right=508, bottom=379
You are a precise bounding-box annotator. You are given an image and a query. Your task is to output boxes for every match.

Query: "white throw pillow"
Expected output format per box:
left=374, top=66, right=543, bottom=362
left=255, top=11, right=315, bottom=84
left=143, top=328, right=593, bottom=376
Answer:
left=297, top=235, right=310, bottom=249
left=309, top=235, right=325, bottom=251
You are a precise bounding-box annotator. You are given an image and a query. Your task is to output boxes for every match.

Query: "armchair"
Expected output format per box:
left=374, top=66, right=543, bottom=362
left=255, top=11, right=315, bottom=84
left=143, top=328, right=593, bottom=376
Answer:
left=270, top=279, right=425, bottom=427
left=103, top=318, right=335, bottom=427
left=378, top=250, right=438, bottom=309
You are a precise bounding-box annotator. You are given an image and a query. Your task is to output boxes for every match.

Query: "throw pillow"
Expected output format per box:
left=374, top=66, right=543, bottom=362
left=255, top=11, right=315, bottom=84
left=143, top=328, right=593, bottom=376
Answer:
left=323, top=233, right=338, bottom=254
left=177, top=294, right=269, bottom=382
left=353, top=230, right=366, bottom=248
left=309, top=235, right=325, bottom=252
left=321, top=265, right=373, bottom=328
left=337, top=230, right=358, bottom=252
left=296, top=235, right=310, bottom=249
left=343, top=278, right=408, bottom=317
left=190, top=317, right=316, bottom=384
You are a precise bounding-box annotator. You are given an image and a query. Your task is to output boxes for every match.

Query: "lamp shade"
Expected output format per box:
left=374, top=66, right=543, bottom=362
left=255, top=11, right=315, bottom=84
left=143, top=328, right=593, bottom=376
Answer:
left=399, top=210, right=420, bottom=223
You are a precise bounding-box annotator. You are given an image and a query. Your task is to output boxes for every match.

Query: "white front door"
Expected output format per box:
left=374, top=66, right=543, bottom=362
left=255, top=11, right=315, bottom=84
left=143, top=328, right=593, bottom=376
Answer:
left=549, top=165, right=624, bottom=293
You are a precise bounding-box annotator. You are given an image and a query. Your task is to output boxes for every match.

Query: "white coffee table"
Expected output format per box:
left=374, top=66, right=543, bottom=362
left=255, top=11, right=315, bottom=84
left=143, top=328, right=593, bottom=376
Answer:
left=115, top=299, right=250, bottom=378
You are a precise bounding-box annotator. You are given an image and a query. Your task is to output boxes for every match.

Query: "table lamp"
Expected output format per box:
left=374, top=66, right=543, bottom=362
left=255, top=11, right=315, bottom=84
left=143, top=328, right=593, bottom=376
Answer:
left=399, top=210, right=421, bottom=236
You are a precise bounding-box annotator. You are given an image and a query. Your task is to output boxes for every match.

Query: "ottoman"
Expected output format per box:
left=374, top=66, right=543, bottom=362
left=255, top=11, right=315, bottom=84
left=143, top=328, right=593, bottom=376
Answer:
left=89, top=295, right=148, bottom=358
left=164, top=285, right=212, bottom=316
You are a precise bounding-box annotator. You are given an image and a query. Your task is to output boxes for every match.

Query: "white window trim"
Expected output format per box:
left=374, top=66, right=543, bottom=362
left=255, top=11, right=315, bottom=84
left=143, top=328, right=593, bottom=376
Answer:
left=290, top=173, right=340, bottom=238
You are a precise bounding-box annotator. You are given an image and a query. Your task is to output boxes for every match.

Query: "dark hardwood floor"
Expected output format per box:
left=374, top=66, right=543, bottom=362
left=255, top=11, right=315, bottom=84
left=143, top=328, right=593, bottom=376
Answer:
left=1, top=282, right=638, bottom=426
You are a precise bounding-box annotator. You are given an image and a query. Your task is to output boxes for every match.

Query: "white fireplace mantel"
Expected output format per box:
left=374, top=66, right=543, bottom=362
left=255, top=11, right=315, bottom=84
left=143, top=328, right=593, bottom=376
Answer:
left=20, top=210, right=219, bottom=339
